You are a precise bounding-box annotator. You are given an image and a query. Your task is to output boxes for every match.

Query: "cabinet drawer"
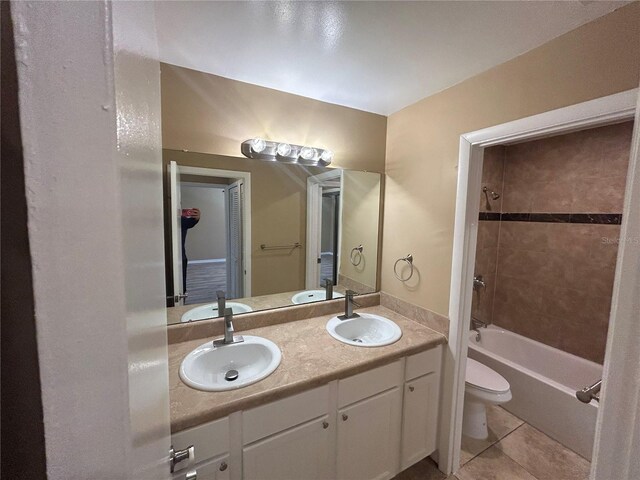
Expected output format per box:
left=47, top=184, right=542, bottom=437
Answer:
left=171, top=417, right=230, bottom=470
left=172, top=454, right=230, bottom=480
left=338, top=360, right=403, bottom=408
left=405, top=346, right=442, bottom=381
left=243, top=385, right=329, bottom=444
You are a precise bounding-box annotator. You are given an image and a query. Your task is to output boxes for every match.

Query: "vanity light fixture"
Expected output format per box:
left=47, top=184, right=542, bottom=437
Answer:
left=241, top=138, right=333, bottom=166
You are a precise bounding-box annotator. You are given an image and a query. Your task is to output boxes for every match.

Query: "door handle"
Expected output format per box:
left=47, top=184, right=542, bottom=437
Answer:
left=169, top=444, right=194, bottom=473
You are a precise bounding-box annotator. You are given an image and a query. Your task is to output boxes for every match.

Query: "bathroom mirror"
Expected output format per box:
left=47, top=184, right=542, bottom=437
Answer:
left=164, top=150, right=382, bottom=325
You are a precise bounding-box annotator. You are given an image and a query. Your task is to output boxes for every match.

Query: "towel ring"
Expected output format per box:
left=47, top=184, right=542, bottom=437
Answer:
left=394, top=254, right=414, bottom=282
left=350, top=245, right=364, bottom=266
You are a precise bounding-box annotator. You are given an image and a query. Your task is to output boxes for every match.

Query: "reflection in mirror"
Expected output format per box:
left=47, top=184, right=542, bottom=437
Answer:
left=164, top=150, right=382, bottom=325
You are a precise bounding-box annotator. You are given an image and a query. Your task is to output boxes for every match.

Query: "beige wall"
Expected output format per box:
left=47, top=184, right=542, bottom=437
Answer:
left=180, top=184, right=227, bottom=261
left=339, top=170, right=382, bottom=291
left=383, top=3, right=640, bottom=316
left=161, top=63, right=387, bottom=173
left=164, top=150, right=324, bottom=296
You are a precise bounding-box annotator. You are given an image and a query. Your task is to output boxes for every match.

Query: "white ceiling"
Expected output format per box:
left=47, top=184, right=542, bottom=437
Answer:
left=155, top=1, right=629, bottom=115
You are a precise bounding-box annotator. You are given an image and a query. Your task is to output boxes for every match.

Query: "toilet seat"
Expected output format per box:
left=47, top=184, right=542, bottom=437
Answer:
left=465, top=358, right=510, bottom=394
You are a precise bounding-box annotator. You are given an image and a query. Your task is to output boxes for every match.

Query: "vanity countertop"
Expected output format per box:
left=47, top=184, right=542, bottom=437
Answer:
left=169, top=305, right=447, bottom=433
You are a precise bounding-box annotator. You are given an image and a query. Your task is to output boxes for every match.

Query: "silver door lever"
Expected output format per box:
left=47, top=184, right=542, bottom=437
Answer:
left=169, top=444, right=194, bottom=473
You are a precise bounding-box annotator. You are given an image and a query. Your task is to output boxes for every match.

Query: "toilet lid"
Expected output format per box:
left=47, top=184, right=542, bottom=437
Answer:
left=465, top=358, right=510, bottom=393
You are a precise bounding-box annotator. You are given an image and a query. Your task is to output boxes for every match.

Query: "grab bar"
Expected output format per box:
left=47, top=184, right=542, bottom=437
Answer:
left=260, top=242, right=301, bottom=251
left=576, top=379, right=601, bottom=403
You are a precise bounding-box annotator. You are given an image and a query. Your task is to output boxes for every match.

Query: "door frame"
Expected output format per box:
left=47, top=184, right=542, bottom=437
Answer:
left=225, top=178, right=245, bottom=299
left=306, top=169, right=343, bottom=289
left=169, top=161, right=184, bottom=304
left=178, top=166, right=252, bottom=297
left=443, top=88, right=638, bottom=475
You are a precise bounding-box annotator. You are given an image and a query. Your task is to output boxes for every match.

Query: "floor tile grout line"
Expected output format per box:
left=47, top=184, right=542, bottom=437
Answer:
left=460, top=423, right=527, bottom=469
left=493, top=423, right=547, bottom=480
left=460, top=413, right=525, bottom=467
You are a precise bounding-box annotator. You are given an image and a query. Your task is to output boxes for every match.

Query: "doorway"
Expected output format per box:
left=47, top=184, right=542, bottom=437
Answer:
left=167, top=163, right=252, bottom=306
left=320, top=190, right=340, bottom=286
left=305, top=170, right=343, bottom=289
left=443, top=89, right=638, bottom=476
left=179, top=181, right=228, bottom=305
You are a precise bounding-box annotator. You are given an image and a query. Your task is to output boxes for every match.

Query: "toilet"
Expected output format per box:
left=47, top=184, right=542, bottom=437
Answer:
left=462, top=358, right=512, bottom=439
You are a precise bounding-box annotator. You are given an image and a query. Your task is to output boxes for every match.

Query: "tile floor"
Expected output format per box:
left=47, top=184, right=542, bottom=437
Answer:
left=394, top=405, right=591, bottom=480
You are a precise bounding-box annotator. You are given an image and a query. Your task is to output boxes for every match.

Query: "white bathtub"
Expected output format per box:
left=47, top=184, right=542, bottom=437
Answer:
left=468, top=325, right=602, bottom=460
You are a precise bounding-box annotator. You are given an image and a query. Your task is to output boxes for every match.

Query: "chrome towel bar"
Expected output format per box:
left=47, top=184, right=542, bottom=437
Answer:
left=260, top=242, right=301, bottom=250
left=576, top=379, right=601, bottom=403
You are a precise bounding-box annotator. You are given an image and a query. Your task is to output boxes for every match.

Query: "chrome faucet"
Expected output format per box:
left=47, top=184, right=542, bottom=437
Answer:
left=322, top=278, right=333, bottom=300
left=338, top=290, right=361, bottom=320
left=471, top=316, right=487, bottom=341
left=213, top=307, right=244, bottom=346
left=216, top=290, right=226, bottom=317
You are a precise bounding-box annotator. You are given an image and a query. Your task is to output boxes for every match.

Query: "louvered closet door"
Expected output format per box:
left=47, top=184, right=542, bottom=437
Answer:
left=226, top=180, right=244, bottom=299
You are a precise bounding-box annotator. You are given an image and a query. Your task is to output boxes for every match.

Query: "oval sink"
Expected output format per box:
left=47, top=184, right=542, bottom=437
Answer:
left=179, top=335, right=281, bottom=391
left=181, top=302, right=253, bottom=322
left=292, top=289, right=345, bottom=305
left=326, top=313, right=402, bottom=347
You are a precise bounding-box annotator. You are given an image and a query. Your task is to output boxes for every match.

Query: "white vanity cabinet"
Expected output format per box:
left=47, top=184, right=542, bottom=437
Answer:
left=243, top=415, right=333, bottom=480
left=336, top=360, right=403, bottom=480
left=242, top=386, right=334, bottom=480
left=171, top=345, right=442, bottom=480
left=171, top=416, right=232, bottom=480
left=401, top=348, right=442, bottom=470
left=182, top=455, right=231, bottom=480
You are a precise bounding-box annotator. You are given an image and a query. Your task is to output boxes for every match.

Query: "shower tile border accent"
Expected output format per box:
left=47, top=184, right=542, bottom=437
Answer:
left=478, top=212, right=622, bottom=225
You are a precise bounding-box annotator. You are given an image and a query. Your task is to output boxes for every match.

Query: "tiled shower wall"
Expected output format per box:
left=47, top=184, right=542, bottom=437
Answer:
left=473, top=121, right=633, bottom=363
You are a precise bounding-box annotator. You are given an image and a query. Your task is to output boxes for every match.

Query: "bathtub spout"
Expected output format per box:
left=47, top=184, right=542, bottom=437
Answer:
left=471, top=317, right=487, bottom=340
left=472, top=328, right=481, bottom=341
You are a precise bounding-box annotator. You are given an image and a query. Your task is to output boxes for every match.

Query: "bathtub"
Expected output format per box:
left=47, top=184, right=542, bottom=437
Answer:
left=467, top=325, right=602, bottom=460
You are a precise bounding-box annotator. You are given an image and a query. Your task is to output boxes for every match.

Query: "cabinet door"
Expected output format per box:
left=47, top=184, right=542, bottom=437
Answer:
left=337, top=387, right=402, bottom=480
left=401, top=373, right=439, bottom=470
left=172, top=454, right=230, bottom=480
left=243, top=415, right=333, bottom=480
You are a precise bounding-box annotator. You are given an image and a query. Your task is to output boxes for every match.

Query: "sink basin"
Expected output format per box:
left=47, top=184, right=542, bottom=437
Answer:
left=181, top=302, right=253, bottom=322
left=179, top=335, right=282, bottom=392
left=326, top=313, right=402, bottom=347
left=292, top=289, right=345, bottom=305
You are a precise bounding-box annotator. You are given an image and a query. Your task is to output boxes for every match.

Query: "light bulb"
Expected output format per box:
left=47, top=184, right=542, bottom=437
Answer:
left=300, top=146, right=316, bottom=160
left=250, top=138, right=266, bottom=153
left=320, top=149, right=333, bottom=163
left=277, top=143, right=292, bottom=156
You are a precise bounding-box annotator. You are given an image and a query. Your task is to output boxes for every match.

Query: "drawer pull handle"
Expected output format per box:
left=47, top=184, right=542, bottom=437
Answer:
left=322, top=421, right=329, bottom=429
left=342, top=414, right=348, bottom=421
left=409, top=386, right=415, bottom=392
left=219, top=461, right=228, bottom=472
